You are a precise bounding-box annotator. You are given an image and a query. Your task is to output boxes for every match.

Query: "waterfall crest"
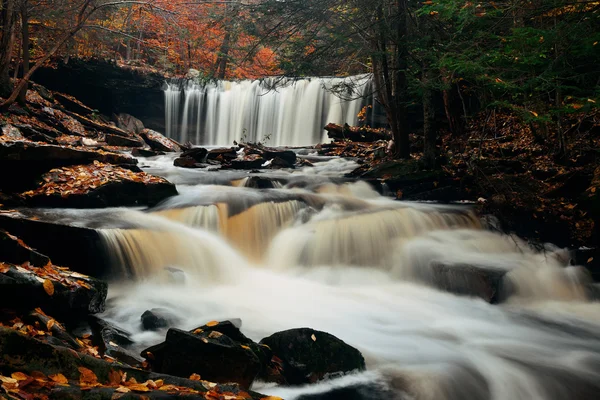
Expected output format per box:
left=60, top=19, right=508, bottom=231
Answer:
left=164, top=75, right=373, bottom=146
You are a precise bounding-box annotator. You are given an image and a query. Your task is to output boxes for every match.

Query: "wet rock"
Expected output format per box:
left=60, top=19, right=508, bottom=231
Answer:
left=0, top=140, right=137, bottom=192
left=114, top=113, right=145, bottom=134
left=259, top=328, right=366, bottom=385
left=0, top=212, right=106, bottom=277
left=229, top=159, right=266, bottom=170
left=174, top=156, right=202, bottom=168
left=12, top=123, right=58, bottom=142
left=141, top=129, right=182, bottom=152
left=132, top=148, right=165, bottom=157
left=86, top=316, right=143, bottom=367
left=181, top=147, right=208, bottom=162
left=141, top=308, right=179, bottom=331
left=0, top=326, right=263, bottom=399
left=0, top=262, right=107, bottom=317
left=1, top=123, right=25, bottom=140
left=21, top=163, right=177, bottom=208
left=25, top=309, right=82, bottom=350
left=419, top=262, right=507, bottom=303
left=0, top=230, right=50, bottom=267
left=54, top=92, right=95, bottom=116
left=572, top=247, right=600, bottom=282
left=105, top=133, right=145, bottom=148
left=141, top=321, right=264, bottom=389
left=267, top=156, right=294, bottom=169
left=207, top=147, right=238, bottom=161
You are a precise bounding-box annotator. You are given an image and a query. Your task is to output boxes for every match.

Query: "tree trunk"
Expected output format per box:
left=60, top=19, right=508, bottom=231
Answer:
left=393, top=0, right=410, bottom=159
left=17, top=3, right=29, bottom=104
left=422, top=70, right=437, bottom=168
left=0, top=0, right=17, bottom=98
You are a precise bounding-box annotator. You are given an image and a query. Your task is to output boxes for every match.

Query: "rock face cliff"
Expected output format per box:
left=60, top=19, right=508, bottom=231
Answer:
left=35, top=59, right=166, bottom=132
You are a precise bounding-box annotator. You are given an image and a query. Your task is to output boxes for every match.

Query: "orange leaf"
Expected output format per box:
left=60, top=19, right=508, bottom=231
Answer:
left=78, top=367, right=98, bottom=386
left=11, top=372, right=28, bottom=381
left=128, top=384, right=150, bottom=392
left=43, top=279, right=54, bottom=296
left=49, top=374, right=68, bottom=384
left=189, top=373, right=201, bottom=381
left=46, top=319, right=55, bottom=331
left=588, top=257, right=594, bottom=263
left=108, top=370, right=122, bottom=386
left=205, top=320, right=218, bottom=327
left=0, top=263, right=10, bottom=273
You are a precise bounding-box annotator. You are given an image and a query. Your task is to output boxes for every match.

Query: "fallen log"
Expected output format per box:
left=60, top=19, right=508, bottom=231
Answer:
left=324, top=123, right=391, bottom=142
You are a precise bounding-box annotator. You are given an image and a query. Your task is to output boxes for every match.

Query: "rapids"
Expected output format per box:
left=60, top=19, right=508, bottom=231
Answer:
left=84, top=154, right=600, bottom=400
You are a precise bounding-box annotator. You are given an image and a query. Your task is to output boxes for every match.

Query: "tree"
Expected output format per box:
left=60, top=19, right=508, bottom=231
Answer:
left=0, top=0, right=16, bottom=98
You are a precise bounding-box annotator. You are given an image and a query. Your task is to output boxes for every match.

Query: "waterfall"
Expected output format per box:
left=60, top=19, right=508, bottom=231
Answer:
left=163, top=75, right=374, bottom=146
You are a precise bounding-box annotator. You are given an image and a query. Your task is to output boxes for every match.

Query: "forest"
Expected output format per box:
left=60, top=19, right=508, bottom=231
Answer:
left=1, top=1, right=600, bottom=400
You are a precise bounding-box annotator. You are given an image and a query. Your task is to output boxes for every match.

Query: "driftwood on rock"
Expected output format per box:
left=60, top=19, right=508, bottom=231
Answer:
left=325, top=123, right=391, bottom=142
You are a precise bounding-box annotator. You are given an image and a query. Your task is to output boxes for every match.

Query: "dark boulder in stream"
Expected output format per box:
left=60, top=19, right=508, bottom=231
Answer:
left=260, top=328, right=366, bottom=385
left=141, top=321, right=264, bottom=389
left=141, top=129, right=183, bottom=152
left=141, top=308, right=180, bottom=331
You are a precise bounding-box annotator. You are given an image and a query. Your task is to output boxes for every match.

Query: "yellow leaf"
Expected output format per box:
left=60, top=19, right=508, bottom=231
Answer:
left=43, top=279, right=54, bottom=296
left=49, top=373, right=68, bottom=384
left=46, top=319, right=55, bottom=331
left=128, top=384, right=150, bottom=392
left=193, top=328, right=204, bottom=334
left=529, top=111, right=538, bottom=117
left=11, top=372, right=28, bottom=381
left=205, top=320, right=219, bottom=327
left=311, top=334, right=317, bottom=342
left=189, top=373, right=201, bottom=381
left=115, top=386, right=130, bottom=393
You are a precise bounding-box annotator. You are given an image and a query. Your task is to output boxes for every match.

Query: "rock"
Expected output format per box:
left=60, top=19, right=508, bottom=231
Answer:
left=259, top=328, right=366, bottom=385
left=207, top=147, right=238, bottom=161
left=0, top=327, right=263, bottom=399
left=0, top=262, right=107, bottom=317
left=114, top=113, right=145, bottom=134
left=132, top=148, right=165, bottom=157
left=416, top=262, right=507, bottom=303
left=21, top=162, right=177, bottom=208
left=54, top=92, right=95, bottom=116
left=141, top=308, right=179, bottom=331
left=141, top=129, right=182, bottom=152
left=267, top=156, right=294, bottom=169
left=0, top=140, right=137, bottom=192
left=0, top=230, right=50, bottom=267
left=0, top=212, right=106, bottom=277
left=12, top=123, right=58, bottom=142
left=1, top=123, right=25, bottom=140
left=263, top=149, right=296, bottom=165
left=105, top=133, right=145, bottom=148
left=296, top=382, right=397, bottom=400
left=86, top=316, right=143, bottom=367
left=141, top=321, right=265, bottom=389
left=182, top=147, right=208, bottom=162
left=24, top=309, right=81, bottom=350
left=174, top=156, right=202, bottom=168
left=229, top=159, right=266, bottom=170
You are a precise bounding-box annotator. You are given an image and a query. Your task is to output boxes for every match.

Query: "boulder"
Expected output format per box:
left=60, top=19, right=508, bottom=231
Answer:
left=141, top=129, right=182, bottom=152
left=259, top=328, right=365, bottom=385
left=229, top=159, right=266, bottom=170
left=105, top=133, right=145, bottom=148
left=416, top=262, right=507, bottom=303
left=181, top=147, right=208, bottom=162
left=141, top=308, right=180, bottom=331
left=0, top=262, right=107, bottom=317
left=0, top=326, right=263, bottom=399
left=141, top=321, right=266, bottom=389
left=86, top=316, right=143, bottom=367
left=174, top=156, right=202, bottom=168
left=114, top=113, right=145, bottom=134
left=21, top=162, right=177, bottom=208
left=266, top=156, right=294, bottom=169
left=207, top=147, right=238, bottom=161
left=0, top=230, right=50, bottom=267
left=54, top=92, right=95, bottom=116
left=0, top=212, right=106, bottom=277
left=132, top=148, right=165, bottom=157
left=0, top=140, right=137, bottom=192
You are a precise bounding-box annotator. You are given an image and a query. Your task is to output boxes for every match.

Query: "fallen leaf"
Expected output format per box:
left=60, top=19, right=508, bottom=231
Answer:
left=46, top=319, right=55, bottom=331
left=11, top=372, right=28, bottom=381
left=128, top=384, right=150, bottom=392
left=78, top=367, right=98, bottom=386
left=189, top=373, right=201, bottom=381
left=588, top=257, right=594, bottom=263
left=260, top=397, right=284, bottom=400
left=48, top=374, right=68, bottom=384
left=0, top=263, right=10, bottom=273
left=42, top=279, right=54, bottom=296
left=115, top=386, right=130, bottom=393
left=205, top=321, right=219, bottom=327
left=311, top=334, right=316, bottom=341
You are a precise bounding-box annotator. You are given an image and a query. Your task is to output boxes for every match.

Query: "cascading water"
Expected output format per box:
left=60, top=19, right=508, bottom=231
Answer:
left=83, top=155, right=600, bottom=400
left=164, top=75, right=374, bottom=146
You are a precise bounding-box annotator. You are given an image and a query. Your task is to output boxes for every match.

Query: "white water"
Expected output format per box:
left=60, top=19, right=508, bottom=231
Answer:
left=164, top=75, right=373, bottom=146
left=92, top=155, right=600, bottom=400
